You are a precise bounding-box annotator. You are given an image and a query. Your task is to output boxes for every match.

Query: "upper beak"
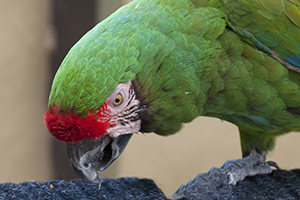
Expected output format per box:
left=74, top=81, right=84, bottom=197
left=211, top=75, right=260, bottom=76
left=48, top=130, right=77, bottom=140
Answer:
left=66, top=134, right=133, bottom=183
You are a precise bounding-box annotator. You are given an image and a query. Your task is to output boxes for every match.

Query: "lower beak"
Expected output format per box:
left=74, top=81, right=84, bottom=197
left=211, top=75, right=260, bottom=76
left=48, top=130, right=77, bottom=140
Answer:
left=66, top=134, right=133, bottom=183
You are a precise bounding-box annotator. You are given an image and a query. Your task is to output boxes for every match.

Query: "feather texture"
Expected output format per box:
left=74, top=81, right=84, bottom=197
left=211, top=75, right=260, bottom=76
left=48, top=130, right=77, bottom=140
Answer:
left=47, top=0, right=300, bottom=155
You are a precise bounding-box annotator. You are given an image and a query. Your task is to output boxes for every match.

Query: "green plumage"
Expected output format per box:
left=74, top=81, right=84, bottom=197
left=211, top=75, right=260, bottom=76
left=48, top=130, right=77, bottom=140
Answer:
left=49, top=0, right=300, bottom=156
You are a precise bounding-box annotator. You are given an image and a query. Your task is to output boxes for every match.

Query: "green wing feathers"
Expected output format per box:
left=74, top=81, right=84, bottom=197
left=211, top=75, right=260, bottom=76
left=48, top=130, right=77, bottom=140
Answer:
left=224, top=0, right=300, bottom=67
left=216, top=0, right=300, bottom=155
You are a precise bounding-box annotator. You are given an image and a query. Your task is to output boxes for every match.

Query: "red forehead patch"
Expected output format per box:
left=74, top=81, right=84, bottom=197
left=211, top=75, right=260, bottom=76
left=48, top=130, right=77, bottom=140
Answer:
left=44, top=103, right=110, bottom=143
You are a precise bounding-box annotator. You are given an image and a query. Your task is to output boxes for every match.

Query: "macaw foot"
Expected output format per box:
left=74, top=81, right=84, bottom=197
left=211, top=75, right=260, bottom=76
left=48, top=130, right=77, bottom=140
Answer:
left=222, top=150, right=276, bottom=185
left=173, top=150, right=277, bottom=199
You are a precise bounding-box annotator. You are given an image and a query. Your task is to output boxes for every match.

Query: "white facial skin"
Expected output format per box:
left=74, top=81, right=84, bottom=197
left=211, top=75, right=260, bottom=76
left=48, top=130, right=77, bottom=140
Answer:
left=105, top=81, right=141, bottom=138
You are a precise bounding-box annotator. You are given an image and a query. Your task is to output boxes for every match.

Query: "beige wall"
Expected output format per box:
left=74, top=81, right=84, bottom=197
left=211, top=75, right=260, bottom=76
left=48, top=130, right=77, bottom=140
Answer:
left=0, top=1, right=53, bottom=182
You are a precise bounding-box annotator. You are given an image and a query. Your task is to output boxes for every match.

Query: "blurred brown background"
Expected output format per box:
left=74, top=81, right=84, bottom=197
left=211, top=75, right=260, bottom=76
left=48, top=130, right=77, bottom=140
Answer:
left=1, top=0, right=300, bottom=197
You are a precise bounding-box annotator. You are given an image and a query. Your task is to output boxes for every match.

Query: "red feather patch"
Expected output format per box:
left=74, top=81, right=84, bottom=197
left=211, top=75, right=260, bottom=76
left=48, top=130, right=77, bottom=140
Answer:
left=44, top=102, right=110, bottom=143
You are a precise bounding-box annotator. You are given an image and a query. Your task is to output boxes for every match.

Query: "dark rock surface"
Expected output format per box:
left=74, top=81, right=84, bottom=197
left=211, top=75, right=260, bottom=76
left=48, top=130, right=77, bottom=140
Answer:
left=1, top=169, right=300, bottom=200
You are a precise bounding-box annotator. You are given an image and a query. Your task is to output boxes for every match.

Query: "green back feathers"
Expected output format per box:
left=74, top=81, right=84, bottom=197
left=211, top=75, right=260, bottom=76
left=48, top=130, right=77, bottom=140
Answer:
left=124, top=0, right=227, bottom=134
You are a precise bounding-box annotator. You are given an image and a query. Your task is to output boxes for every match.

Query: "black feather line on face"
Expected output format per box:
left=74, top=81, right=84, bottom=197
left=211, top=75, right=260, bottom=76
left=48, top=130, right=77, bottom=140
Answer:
left=126, top=88, right=135, bottom=107
left=131, top=77, right=161, bottom=133
left=115, top=82, right=142, bottom=127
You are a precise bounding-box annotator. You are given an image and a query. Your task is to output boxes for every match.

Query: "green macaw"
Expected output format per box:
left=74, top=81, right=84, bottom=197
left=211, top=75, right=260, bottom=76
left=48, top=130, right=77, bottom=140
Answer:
left=45, top=0, right=300, bottom=183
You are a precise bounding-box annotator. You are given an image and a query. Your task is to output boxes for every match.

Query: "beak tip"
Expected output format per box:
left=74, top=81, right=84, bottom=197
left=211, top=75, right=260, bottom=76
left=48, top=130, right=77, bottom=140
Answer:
left=70, top=161, right=102, bottom=184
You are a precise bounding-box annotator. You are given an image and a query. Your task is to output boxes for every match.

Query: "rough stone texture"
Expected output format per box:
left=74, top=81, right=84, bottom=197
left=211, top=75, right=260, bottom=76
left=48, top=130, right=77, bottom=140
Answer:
left=0, top=178, right=167, bottom=200
left=1, top=169, right=300, bottom=200
left=174, top=169, right=300, bottom=200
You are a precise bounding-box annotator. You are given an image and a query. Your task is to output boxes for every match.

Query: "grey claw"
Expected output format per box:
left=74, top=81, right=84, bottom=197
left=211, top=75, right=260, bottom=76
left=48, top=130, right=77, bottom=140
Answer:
left=266, top=161, right=280, bottom=170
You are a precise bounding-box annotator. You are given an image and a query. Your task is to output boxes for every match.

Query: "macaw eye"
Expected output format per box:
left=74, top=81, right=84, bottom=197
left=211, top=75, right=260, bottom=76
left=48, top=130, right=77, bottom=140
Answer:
left=113, top=93, right=123, bottom=106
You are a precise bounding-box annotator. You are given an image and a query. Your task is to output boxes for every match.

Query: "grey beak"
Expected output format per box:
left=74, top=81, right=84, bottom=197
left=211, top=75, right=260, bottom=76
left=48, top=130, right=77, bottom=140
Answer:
left=66, top=134, right=133, bottom=183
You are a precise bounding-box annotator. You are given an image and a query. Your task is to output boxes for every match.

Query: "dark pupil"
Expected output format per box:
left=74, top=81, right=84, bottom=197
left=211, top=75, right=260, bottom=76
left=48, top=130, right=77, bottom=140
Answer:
left=115, top=98, right=120, bottom=103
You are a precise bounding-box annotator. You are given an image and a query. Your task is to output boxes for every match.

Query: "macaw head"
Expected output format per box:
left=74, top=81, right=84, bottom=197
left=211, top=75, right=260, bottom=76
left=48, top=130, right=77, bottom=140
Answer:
left=43, top=15, right=149, bottom=182
left=45, top=80, right=143, bottom=183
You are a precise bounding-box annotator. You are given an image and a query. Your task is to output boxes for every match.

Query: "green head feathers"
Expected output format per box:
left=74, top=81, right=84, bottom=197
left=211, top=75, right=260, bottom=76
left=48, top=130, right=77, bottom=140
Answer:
left=48, top=5, right=142, bottom=115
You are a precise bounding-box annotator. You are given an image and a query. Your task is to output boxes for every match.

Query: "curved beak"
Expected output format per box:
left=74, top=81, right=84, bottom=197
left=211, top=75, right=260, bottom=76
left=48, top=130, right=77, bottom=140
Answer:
left=66, top=134, right=133, bottom=183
